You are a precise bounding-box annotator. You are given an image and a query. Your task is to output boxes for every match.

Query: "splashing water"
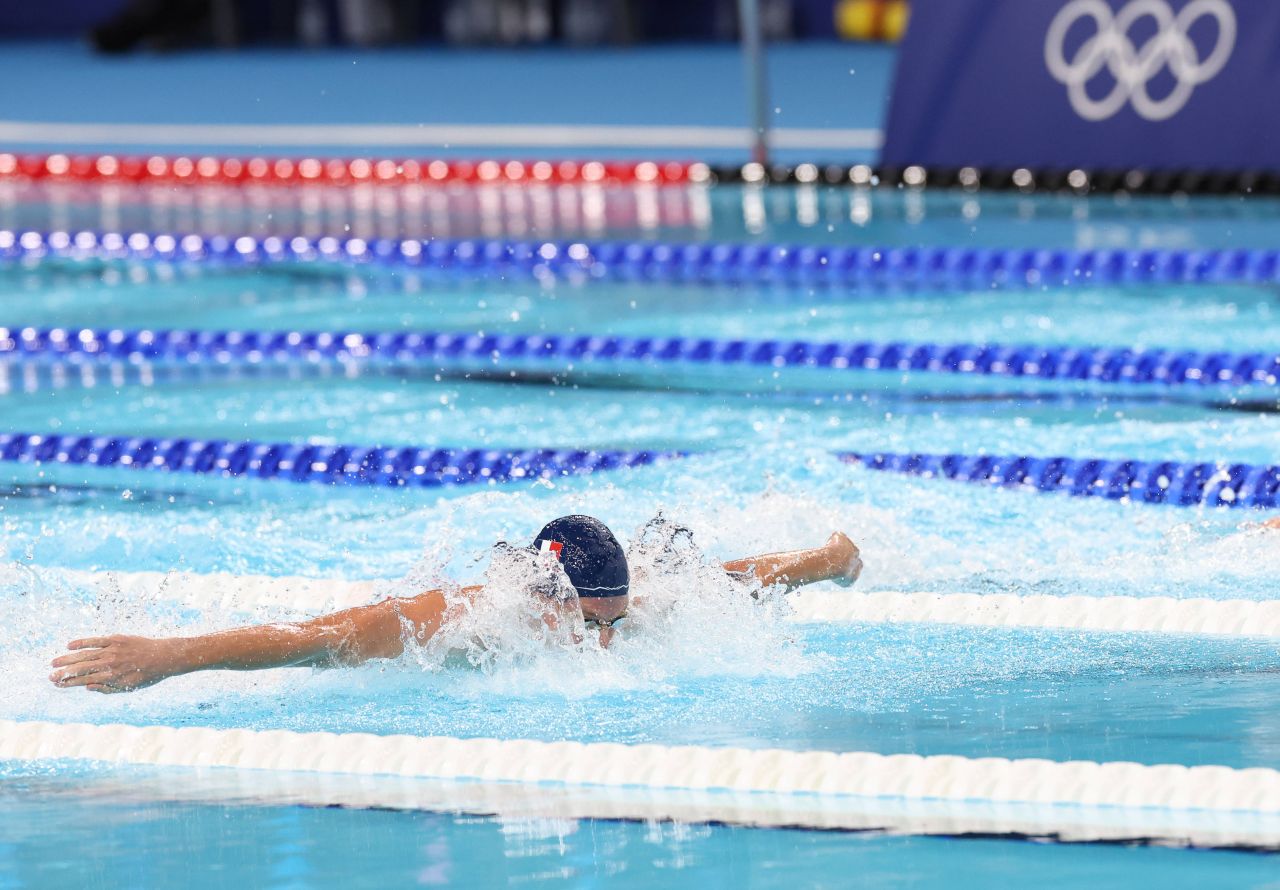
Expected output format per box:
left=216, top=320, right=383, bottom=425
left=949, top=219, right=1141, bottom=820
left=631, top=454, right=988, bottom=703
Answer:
left=4, top=457, right=1279, bottom=742
left=1, top=479, right=840, bottom=729
left=407, top=541, right=585, bottom=675
left=398, top=514, right=809, bottom=699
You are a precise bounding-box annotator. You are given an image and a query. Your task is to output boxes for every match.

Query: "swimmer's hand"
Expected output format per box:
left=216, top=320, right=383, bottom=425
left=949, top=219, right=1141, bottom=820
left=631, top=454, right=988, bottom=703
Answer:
left=825, top=532, right=864, bottom=587
left=50, top=635, right=184, bottom=694
left=723, top=531, right=863, bottom=591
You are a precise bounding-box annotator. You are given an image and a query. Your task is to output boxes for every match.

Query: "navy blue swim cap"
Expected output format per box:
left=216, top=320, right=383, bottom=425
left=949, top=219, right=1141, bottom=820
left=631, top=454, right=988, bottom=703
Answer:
left=532, top=515, right=629, bottom=598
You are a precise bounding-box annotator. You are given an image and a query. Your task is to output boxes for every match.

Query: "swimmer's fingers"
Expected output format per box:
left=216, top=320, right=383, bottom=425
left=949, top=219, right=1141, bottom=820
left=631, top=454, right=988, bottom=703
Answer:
left=50, top=648, right=106, bottom=668
left=54, top=666, right=140, bottom=693
left=50, top=661, right=115, bottom=687
left=826, top=532, right=863, bottom=587
left=66, top=636, right=120, bottom=651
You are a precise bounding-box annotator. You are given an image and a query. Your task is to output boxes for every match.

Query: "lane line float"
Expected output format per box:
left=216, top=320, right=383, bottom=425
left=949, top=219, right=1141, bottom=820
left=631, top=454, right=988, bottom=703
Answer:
left=6, top=229, right=1278, bottom=290
left=2, top=719, right=1276, bottom=823
left=3, top=325, right=1275, bottom=389
left=0, top=432, right=677, bottom=489
left=29, top=766, right=1280, bottom=850
left=842, top=451, right=1280, bottom=510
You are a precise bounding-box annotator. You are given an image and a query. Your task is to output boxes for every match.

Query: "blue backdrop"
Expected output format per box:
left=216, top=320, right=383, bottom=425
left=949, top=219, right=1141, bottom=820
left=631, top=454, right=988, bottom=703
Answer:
left=881, top=0, right=1280, bottom=172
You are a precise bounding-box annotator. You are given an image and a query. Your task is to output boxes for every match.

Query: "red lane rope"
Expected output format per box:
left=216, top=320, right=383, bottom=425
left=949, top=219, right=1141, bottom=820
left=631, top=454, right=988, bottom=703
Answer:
left=0, top=152, right=704, bottom=188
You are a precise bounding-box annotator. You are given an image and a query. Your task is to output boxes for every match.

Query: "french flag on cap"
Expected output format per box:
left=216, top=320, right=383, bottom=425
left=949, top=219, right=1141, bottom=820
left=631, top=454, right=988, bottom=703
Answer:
left=538, top=539, right=563, bottom=559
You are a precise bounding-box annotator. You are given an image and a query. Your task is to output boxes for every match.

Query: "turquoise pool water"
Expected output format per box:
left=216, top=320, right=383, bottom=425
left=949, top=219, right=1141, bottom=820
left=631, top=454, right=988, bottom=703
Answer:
left=5, top=774, right=1280, bottom=889
left=3, top=188, right=1280, bottom=884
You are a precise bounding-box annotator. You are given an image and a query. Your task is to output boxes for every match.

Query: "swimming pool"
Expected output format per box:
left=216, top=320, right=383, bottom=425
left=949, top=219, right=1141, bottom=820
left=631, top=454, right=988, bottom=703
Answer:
left=3, top=169, right=1280, bottom=885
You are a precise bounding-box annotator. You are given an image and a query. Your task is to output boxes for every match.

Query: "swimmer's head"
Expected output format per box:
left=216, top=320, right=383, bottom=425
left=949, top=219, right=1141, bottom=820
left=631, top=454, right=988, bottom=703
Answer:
left=532, top=515, right=629, bottom=640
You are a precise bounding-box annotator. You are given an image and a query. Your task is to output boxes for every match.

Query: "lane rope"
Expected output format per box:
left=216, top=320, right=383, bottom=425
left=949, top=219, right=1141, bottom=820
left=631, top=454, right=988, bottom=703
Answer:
left=5, top=229, right=1280, bottom=290
left=2, top=720, right=1277, bottom=823
left=0, top=153, right=702, bottom=188
left=0, top=359, right=374, bottom=398
left=790, top=589, right=1280, bottom=637
left=2, top=429, right=1276, bottom=511
left=43, top=568, right=1280, bottom=638
left=0, top=432, right=677, bottom=489
left=38, top=765, right=1280, bottom=850
left=8, top=152, right=1277, bottom=195
left=3, top=325, right=1276, bottom=389
left=842, top=451, right=1280, bottom=510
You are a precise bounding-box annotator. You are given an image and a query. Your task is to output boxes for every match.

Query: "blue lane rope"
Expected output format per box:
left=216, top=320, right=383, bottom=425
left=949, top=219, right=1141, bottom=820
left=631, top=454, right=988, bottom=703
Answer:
left=3, top=325, right=1278, bottom=389
left=0, top=432, right=678, bottom=489
left=6, top=229, right=1280, bottom=290
left=0, top=429, right=1269, bottom=509
left=842, top=451, right=1280, bottom=509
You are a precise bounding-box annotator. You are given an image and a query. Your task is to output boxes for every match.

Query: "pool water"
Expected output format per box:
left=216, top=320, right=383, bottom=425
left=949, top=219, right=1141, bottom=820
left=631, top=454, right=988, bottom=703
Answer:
left=3, top=186, right=1280, bottom=884
left=5, top=774, right=1279, bottom=890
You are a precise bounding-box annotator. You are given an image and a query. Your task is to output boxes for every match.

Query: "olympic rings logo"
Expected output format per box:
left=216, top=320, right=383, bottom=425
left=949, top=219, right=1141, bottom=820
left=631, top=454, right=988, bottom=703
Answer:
left=1044, top=0, right=1236, bottom=121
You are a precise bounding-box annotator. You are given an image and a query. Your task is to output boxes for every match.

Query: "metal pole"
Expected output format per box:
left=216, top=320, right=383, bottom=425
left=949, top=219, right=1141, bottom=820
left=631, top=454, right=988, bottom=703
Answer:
left=737, top=0, right=770, bottom=166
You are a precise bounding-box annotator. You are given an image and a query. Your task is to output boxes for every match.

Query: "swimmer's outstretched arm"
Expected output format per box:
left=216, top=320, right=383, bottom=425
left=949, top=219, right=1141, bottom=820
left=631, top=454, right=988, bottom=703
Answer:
left=49, top=586, right=478, bottom=694
left=722, top=531, right=862, bottom=592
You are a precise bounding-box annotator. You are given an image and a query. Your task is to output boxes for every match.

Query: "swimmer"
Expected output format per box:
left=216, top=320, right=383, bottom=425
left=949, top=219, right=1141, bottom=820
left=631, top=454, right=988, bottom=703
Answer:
left=49, top=515, right=862, bottom=694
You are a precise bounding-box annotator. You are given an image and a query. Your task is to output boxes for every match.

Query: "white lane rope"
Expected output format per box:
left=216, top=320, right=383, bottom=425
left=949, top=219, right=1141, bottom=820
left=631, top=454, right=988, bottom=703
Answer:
left=2, top=719, right=1278, bottom=846
left=42, top=765, right=1280, bottom=850
left=48, top=568, right=1280, bottom=638
left=790, top=589, right=1280, bottom=637
left=0, top=121, right=884, bottom=152
left=14, top=569, right=1280, bottom=845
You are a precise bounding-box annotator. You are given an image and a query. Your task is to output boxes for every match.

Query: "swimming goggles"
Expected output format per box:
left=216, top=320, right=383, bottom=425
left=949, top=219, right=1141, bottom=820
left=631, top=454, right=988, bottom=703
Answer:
left=583, top=612, right=627, bottom=630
